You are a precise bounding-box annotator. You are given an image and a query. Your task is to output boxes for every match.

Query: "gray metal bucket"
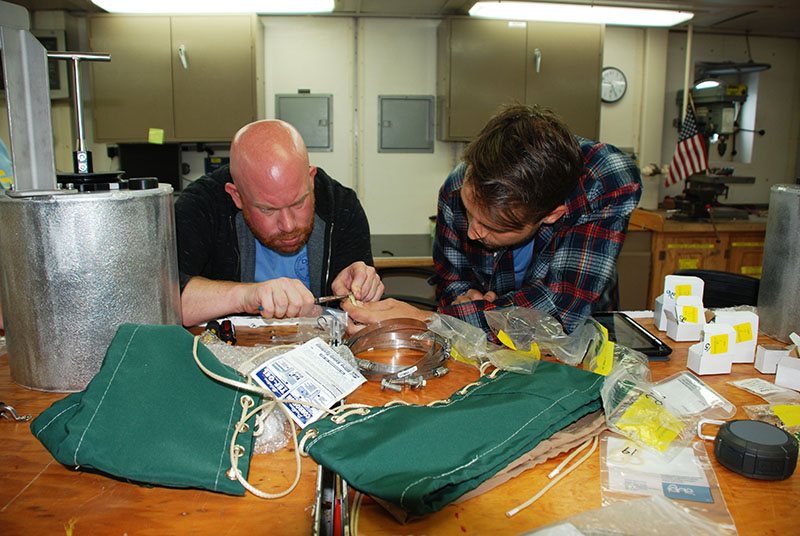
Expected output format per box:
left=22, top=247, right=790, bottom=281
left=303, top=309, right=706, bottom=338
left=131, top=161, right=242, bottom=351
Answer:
left=757, top=184, right=800, bottom=343
left=0, top=184, right=182, bottom=391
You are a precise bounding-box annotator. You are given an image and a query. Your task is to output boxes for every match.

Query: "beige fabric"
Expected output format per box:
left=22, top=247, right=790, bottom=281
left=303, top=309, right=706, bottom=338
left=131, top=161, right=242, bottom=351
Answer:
left=371, top=410, right=606, bottom=523
left=454, top=410, right=606, bottom=503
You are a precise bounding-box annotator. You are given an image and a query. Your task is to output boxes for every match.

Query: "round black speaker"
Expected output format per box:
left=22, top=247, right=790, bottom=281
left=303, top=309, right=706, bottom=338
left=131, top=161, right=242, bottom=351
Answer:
left=714, top=420, right=798, bottom=480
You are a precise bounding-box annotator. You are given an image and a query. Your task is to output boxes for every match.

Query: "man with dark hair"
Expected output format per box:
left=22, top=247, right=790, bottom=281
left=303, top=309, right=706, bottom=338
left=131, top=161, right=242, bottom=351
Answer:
left=344, top=103, right=641, bottom=336
left=176, top=120, right=383, bottom=327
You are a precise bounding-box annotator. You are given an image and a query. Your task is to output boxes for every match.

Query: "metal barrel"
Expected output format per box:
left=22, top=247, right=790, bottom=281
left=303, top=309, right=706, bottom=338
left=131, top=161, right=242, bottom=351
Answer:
left=757, top=184, right=800, bottom=343
left=0, top=184, right=181, bottom=391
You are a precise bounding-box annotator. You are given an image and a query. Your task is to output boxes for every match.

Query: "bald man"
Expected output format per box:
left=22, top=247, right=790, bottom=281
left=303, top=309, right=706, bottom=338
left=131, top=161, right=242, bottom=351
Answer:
left=175, top=120, right=383, bottom=326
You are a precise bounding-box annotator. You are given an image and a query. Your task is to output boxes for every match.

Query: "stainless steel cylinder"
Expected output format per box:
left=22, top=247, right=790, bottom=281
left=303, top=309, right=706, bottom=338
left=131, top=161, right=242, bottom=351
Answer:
left=757, top=184, right=800, bottom=343
left=0, top=184, right=181, bottom=391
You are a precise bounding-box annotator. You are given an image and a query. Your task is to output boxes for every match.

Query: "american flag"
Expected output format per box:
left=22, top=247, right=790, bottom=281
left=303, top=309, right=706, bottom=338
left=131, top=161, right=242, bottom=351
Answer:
left=666, top=99, right=708, bottom=187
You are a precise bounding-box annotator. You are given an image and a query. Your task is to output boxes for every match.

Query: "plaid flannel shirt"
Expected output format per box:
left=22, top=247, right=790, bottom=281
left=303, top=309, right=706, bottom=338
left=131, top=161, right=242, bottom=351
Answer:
left=432, top=138, right=642, bottom=339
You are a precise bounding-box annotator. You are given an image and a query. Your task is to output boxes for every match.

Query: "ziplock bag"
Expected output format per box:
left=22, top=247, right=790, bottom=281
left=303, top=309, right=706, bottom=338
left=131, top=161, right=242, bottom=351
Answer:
left=299, top=360, right=604, bottom=517
left=31, top=324, right=261, bottom=495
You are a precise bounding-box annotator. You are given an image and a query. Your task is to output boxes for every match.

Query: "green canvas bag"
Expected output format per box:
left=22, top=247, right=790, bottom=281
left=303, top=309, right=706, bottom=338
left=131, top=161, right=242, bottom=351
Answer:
left=299, top=360, right=604, bottom=516
left=31, top=323, right=261, bottom=495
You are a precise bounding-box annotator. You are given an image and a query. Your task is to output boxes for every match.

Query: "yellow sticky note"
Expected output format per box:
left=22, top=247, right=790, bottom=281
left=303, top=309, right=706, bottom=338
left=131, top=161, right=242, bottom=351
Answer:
left=678, top=257, right=699, bottom=269
left=710, top=334, right=728, bottom=354
left=616, top=394, right=682, bottom=452
left=681, top=305, right=698, bottom=324
left=733, top=322, right=753, bottom=343
left=148, top=128, right=165, bottom=145
left=773, top=405, right=800, bottom=428
left=675, top=284, right=693, bottom=297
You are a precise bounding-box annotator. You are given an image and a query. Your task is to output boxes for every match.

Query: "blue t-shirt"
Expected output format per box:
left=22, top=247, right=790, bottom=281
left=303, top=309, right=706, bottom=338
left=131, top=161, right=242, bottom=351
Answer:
left=254, top=240, right=310, bottom=289
left=512, top=238, right=535, bottom=290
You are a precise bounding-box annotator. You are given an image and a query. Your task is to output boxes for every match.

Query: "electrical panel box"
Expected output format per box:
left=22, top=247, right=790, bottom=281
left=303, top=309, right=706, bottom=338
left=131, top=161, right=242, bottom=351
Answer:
left=275, top=93, right=333, bottom=152
left=378, top=95, right=435, bottom=153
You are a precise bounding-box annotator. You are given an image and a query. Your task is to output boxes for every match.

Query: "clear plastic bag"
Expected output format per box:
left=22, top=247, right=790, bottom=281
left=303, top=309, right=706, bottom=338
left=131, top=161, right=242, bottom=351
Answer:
left=742, top=403, right=800, bottom=441
left=728, top=377, right=800, bottom=404
left=425, top=313, right=487, bottom=366
left=598, top=432, right=737, bottom=536
left=225, top=307, right=347, bottom=346
left=602, top=365, right=735, bottom=460
left=485, top=307, right=605, bottom=367
left=523, top=495, right=730, bottom=536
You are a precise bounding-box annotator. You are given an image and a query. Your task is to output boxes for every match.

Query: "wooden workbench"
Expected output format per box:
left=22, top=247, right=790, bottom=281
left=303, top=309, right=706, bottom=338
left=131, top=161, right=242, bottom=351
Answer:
left=1, top=320, right=797, bottom=535
left=629, top=209, right=767, bottom=307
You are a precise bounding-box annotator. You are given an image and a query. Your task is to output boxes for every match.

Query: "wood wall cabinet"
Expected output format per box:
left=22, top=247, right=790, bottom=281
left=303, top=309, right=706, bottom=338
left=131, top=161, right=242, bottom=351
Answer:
left=89, top=15, right=263, bottom=143
left=436, top=18, right=603, bottom=141
left=629, top=210, right=766, bottom=306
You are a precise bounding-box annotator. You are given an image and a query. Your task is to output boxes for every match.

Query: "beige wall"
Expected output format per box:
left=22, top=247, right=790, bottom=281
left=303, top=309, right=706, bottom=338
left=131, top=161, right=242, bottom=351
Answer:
left=4, top=13, right=800, bottom=225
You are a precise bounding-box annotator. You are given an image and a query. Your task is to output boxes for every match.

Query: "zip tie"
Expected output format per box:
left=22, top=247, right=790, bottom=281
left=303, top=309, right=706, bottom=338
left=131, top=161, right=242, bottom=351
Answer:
left=506, top=436, right=598, bottom=518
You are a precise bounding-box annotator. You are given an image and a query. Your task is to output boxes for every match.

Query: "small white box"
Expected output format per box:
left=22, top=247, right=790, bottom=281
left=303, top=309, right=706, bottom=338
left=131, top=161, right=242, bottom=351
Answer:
left=654, top=294, right=667, bottom=331
left=775, top=357, right=800, bottom=391
left=665, top=295, right=703, bottom=342
left=714, top=311, right=760, bottom=364
left=663, top=275, right=705, bottom=303
left=687, top=342, right=733, bottom=375
left=686, top=323, right=737, bottom=376
left=754, top=344, right=791, bottom=374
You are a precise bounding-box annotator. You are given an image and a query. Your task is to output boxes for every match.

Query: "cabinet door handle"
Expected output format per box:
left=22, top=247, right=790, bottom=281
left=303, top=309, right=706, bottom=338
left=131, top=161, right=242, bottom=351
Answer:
left=533, top=48, right=541, bottom=73
left=178, top=44, right=188, bottom=70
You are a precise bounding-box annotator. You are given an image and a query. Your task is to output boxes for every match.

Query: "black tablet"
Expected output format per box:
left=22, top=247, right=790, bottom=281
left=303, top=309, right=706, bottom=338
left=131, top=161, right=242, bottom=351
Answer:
left=591, top=311, right=672, bottom=361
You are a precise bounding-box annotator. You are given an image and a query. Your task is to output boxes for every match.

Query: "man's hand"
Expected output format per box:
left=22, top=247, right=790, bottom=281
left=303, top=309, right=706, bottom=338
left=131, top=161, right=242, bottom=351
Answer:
left=451, top=289, right=497, bottom=305
left=240, top=277, right=315, bottom=319
left=341, top=298, right=433, bottom=335
left=180, top=276, right=316, bottom=326
left=331, top=261, right=384, bottom=303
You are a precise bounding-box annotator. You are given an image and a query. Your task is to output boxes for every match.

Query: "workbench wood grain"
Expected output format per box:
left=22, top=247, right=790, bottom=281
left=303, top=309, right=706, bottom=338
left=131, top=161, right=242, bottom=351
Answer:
left=0, top=320, right=797, bottom=535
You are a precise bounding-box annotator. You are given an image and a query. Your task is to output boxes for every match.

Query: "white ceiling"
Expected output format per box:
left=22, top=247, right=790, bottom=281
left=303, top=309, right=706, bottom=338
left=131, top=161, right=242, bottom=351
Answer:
left=8, top=0, right=800, bottom=38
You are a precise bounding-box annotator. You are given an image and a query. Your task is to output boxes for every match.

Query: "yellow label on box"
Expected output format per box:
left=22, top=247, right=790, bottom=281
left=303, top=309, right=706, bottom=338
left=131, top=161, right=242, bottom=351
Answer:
left=773, top=404, right=800, bottom=428
left=148, top=128, right=165, bottom=145
left=675, top=284, right=693, bottom=297
left=681, top=305, right=699, bottom=324
left=733, top=322, right=753, bottom=343
left=710, top=334, right=729, bottom=354
left=678, top=258, right=700, bottom=270
left=616, top=394, right=682, bottom=452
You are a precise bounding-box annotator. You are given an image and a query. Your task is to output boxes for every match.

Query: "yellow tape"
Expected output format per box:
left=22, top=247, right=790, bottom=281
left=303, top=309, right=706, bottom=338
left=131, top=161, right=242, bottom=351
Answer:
left=733, top=322, right=753, bottom=343
left=497, top=330, right=540, bottom=359
left=710, top=334, right=729, bottom=354
left=731, top=242, right=764, bottom=247
left=675, top=284, right=693, bottom=297
left=773, top=405, right=800, bottom=428
left=681, top=305, right=698, bottom=324
left=616, top=394, right=682, bottom=452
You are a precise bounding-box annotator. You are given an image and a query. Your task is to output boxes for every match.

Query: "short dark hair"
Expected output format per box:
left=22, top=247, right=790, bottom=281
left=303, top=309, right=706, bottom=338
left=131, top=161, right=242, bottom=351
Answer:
left=462, top=103, right=583, bottom=229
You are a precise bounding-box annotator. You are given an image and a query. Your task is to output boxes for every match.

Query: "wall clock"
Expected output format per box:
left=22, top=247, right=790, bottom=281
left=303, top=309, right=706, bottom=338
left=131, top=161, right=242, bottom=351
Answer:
left=601, top=66, right=627, bottom=103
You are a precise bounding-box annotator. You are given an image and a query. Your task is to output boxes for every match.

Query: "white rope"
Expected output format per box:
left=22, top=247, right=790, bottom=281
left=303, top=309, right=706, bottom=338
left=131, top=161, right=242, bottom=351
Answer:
left=349, top=490, right=365, bottom=535
left=505, top=436, right=598, bottom=518
left=191, top=335, right=365, bottom=499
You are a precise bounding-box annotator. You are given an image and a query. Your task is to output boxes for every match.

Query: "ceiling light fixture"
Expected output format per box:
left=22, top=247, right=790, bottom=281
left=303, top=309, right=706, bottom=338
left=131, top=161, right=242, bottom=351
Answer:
left=90, top=0, right=334, bottom=14
left=469, top=1, right=694, bottom=27
left=694, top=79, right=721, bottom=90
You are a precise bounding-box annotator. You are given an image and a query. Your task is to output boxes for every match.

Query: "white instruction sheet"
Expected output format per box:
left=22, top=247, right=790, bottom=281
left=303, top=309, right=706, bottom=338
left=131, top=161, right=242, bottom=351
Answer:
left=250, top=337, right=366, bottom=428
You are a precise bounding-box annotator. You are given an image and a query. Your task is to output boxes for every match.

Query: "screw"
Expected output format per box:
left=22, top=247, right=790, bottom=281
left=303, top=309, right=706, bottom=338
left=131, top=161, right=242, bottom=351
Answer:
left=380, top=378, right=402, bottom=392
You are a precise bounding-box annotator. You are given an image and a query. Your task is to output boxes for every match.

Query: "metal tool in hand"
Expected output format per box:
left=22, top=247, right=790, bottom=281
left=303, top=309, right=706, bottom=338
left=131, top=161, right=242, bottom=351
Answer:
left=314, top=292, right=356, bottom=305
left=0, top=402, right=32, bottom=422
